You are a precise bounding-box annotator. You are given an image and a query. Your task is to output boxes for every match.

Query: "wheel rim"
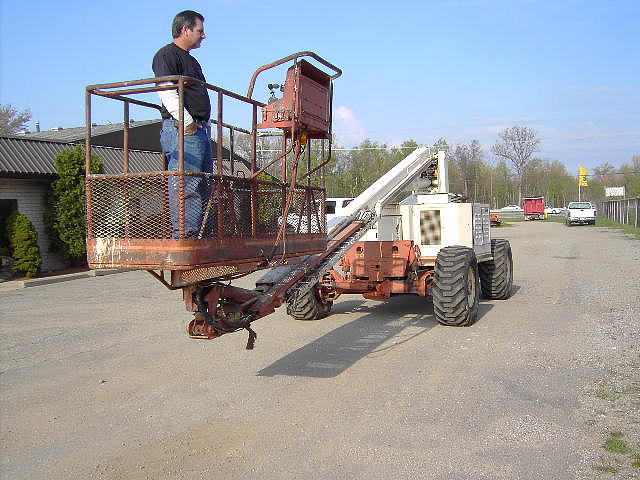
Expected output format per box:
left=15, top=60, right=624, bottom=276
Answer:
left=466, top=266, right=476, bottom=306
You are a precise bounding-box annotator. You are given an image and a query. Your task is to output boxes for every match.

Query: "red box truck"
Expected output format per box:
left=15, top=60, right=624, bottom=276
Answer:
left=523, top=196, right=545, bottom=220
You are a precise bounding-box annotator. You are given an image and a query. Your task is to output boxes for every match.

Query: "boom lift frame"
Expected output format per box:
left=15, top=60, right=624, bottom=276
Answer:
left=85, top=52, right=349, bottom=345
left=85, top=52, right=514, bottom=349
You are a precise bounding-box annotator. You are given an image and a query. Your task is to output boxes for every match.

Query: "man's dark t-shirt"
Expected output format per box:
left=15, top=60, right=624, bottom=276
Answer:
left=152, top=43, right=211, bottom=121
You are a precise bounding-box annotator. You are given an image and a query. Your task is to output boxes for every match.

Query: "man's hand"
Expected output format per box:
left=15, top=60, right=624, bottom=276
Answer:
left=184, top=122, right=198, bottom=136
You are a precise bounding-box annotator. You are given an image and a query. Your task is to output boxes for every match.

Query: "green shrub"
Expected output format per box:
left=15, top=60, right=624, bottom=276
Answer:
left=43, top=186, right=65, bottom=254
left=46, top=145, right=103, bottom=260
left=6, top=211, right=42, bottom=277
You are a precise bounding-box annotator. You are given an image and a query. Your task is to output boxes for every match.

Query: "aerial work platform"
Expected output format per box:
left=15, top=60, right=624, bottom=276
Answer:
left=85, top=53, right=508, bottom=346
left=85, top=52, right=341, bottom=284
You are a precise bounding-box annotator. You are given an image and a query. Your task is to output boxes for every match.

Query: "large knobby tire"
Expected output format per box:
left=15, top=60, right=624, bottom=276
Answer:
left=479, top=239, right=513, bottom=300
left=286, top=285, right=333, bottom=321
left=432, top=246, right=480, bottom=327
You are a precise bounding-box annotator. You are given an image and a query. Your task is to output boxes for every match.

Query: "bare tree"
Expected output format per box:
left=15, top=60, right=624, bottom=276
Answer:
left=491, top=126, right=540, bottom=204
left=592, top=162, right=617, bottom=185
left=468, top=139, right=484, bottom=201
left=432, top=137, right=450, bottom=154
left=0, top=104, right=31, bottom=134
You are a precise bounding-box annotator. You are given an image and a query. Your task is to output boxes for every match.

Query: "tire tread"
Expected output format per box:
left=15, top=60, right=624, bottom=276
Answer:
left=478, top=239, right=513, bottom=300
left=287, top=286, right=332, bottom=321
left=432, top=246, right=479, bottom=327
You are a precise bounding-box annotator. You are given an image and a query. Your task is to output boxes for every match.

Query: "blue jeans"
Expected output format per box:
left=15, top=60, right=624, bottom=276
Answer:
left=160, top=119, right=213, bottom=238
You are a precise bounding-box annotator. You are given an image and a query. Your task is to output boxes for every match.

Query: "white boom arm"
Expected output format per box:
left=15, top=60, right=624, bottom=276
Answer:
left=328, top=147, right=445, bottom=233
left=255, top=148, right=447, bottom=291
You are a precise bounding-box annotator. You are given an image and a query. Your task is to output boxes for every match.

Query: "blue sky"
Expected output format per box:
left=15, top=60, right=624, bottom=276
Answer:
left=1, top=0, right=638, bottom=173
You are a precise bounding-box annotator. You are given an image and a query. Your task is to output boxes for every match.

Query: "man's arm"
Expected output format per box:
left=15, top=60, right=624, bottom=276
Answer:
left=157, top=82, right=196, bottom=133
left=153, top=50, right=197, bottom=134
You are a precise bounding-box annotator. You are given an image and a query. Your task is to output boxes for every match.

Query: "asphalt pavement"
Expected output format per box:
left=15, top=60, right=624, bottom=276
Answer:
left=1, top=221, right=638, bottom=479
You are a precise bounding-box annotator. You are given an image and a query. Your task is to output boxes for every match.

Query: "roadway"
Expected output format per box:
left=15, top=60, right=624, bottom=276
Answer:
left=1, top=221, right=638, bottom=479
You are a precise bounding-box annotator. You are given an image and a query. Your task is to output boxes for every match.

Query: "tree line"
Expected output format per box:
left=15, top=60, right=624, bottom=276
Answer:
left=312, top=127, right=639, bottom=208
left=232, top=126, right=638, bottom=208
left=5, top=104, right=637, bottom=207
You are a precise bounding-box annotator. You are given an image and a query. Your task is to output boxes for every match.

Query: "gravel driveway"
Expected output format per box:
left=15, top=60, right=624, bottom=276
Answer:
left=1, top=221, right=638, bottom=479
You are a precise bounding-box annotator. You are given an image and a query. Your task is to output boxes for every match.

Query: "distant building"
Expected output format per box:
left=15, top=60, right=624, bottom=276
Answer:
left=21, top=119, right=163, bottom=152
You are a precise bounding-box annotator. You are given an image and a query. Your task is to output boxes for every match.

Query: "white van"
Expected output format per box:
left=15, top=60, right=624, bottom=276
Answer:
left=326, top=197, right=354, bottom=221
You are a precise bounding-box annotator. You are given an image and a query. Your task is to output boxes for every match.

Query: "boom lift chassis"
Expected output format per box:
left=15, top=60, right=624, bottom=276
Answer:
left=86, top=52, right=513, bottom=349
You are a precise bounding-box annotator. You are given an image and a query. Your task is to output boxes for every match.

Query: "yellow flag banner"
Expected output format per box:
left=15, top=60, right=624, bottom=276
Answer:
left=579, top=165, right=589, bottom=187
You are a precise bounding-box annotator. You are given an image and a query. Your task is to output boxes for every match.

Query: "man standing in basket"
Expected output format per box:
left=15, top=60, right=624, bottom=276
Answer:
left=153, top=10, right=212, bottom=238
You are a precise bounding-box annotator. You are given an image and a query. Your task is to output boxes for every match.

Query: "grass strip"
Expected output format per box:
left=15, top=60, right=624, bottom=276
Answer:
left=593, top=465, right=619, bottom=473
left=603, top=433, right=632, bottom=455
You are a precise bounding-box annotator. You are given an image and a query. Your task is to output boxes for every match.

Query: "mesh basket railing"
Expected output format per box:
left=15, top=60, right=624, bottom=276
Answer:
left=278, top=187, right=326, bottom=234
left=87, top=173, right=326, bottom=240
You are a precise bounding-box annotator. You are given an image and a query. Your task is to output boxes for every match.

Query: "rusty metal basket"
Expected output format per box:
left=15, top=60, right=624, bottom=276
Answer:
left=85, top=54, right=339, bottom=277
left=86, top=172, right=326, bottom=270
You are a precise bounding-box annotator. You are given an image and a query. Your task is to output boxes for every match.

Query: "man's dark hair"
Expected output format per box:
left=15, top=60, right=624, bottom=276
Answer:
left=172, top=10, right=204, bottom=38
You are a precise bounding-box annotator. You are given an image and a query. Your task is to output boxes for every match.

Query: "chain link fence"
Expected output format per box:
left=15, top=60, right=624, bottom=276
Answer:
left=598, top=198, right=639, bottom=228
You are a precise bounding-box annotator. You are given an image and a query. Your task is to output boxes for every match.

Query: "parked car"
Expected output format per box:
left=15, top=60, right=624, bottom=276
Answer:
left=501, top=204, right=523, bottom=211
left=544, top=206, right=562, bottom=215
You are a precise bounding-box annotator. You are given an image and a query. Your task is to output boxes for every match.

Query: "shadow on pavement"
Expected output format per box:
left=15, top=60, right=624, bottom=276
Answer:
left=258, top=295, right=494, bottom=378
left=330, top=298, right=368, bottom=314
left=477, top=301, right=494, bottom=321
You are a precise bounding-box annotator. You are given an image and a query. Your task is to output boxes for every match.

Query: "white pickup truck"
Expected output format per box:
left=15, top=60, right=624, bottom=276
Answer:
left=566, top=201, right=597, bottom=226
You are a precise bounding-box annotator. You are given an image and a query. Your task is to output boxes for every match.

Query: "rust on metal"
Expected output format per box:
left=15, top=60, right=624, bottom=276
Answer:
left=247, top=51, right=342, bottom=99
left=123, top=101, right=130, bottom=173
left=87, top=235, right=326, bottom=270
left=325, top=241, right=435, bottom=299
left=258, top=60, right=332, bottom=139
left=85, top=53, right=341, bottom=343
left=85, top=55, right=336, bottom=277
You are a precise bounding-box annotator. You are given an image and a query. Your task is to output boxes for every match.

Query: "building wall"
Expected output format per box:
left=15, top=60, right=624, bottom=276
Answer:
left=0, top=177, right=68, bottom=272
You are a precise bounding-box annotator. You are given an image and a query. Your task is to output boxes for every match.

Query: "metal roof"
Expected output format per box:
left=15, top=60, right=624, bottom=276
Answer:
left=19, top=119, right=161, bottom=143
left=0, top=135, right=162, bottom=176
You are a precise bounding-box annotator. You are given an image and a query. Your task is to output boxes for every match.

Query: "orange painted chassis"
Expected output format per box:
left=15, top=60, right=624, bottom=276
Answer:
left=323, top=240, right=435, bottom=301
